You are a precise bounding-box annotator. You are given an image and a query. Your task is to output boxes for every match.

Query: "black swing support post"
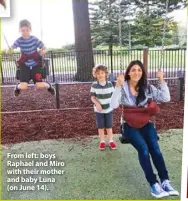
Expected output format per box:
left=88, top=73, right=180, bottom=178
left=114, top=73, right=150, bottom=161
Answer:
left=177, top=71, right=184, bottom=101
left=55, top=82, right=60, bottom=109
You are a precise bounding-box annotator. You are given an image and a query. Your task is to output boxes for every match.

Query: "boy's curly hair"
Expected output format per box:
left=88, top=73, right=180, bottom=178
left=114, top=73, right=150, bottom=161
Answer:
left=95, top=64, right=108, bottom=74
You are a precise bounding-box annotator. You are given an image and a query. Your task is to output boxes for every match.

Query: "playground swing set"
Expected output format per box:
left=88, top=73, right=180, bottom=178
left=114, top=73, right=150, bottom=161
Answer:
left=1, top=0, right=184, bottom=144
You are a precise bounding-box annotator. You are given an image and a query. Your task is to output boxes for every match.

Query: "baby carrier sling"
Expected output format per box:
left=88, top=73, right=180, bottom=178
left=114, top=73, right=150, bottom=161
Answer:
left=119, top=84, right=160, bottom=144
left=17, top=51, right=42, bottom=66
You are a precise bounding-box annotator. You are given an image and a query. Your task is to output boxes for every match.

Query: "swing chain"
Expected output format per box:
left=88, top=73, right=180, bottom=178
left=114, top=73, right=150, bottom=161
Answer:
left=159, top=0, right=169, bottom=70
left=118, top=0, right=126, bottom=129
left=119, top=0, right=124, bottom=73
left=2, top=31, right=19, bottom=67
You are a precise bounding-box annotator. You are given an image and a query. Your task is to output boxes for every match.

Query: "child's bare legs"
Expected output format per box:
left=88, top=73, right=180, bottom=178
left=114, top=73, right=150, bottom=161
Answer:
left=98, top=128, right=106, bottom=150
left=35, top=82, right=50, bottom=89
left=18, top=82, right=28, bottom=90
left=98, top=128, right=105, bottom=142
left=14, top=81, right=56, bottom=96
left=106, top=128, right=113, bottom=142
left=35, top=82, right=56, bottom=95
left=106, top=128, right=117, bottom=149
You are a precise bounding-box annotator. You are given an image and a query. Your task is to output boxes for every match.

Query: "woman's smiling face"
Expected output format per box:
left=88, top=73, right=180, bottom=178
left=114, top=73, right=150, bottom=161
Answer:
left=128, top=64, right=143, bottom=83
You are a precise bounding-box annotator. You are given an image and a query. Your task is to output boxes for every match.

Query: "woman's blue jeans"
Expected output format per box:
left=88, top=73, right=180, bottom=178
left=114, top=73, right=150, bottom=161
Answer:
left=123, top=122, right=169, bottom=185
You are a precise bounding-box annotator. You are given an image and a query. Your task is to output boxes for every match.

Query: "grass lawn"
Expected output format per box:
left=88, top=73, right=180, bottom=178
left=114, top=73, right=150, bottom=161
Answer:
left=2, top=129, right=182, bottom=200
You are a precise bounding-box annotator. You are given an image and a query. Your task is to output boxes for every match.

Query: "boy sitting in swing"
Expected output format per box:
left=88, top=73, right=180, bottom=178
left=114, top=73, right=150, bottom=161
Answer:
left=8, top=19, right=55, bottom=97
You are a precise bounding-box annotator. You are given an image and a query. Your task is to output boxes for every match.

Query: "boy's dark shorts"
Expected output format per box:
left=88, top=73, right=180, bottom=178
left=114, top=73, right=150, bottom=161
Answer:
left=19, top=64, right=43, bottom=84
left=95, top=111, right=113, bottom=129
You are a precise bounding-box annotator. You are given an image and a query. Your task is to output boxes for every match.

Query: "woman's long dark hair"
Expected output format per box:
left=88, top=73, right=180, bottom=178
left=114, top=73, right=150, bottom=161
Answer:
left=124, top=60, right=148, bottom=105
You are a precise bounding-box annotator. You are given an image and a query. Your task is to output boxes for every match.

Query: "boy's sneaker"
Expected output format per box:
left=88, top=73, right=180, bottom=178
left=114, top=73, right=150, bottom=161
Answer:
left=48, top=84, right=56, bottom=96
left=99, top=142, right=106, bottom=150
left=150, top=183, right=169, bottom=198
left=14, top=85, right=21, bottom=97
left=161, top=180, right=179, bottom=196
left=109, top=141, right=117, bottom=150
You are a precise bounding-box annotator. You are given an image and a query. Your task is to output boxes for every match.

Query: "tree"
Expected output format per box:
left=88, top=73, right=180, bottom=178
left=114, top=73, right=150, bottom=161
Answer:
left=132, top=12, right=179, bottom=46
left=62, top=44, right=75, bottom=51
left=130, top=0, right=184, bottom=46
left=89, top=0, right=184, bottom=48
left=72, top=0, right=94, bottom=81
left=89, top=0, right=133, bottom=48
left=90, top=0, right=118, bottom=48
left=178, top=25, right=187, bottom=47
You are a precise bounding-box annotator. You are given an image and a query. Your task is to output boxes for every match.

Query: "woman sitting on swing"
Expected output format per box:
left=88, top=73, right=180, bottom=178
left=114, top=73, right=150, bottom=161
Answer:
left=111, top=60, right=179, bottom=198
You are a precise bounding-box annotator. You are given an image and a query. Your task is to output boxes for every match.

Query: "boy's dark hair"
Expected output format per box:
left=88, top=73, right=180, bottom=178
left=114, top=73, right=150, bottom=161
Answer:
left=19, top=19, right=31, bottom=29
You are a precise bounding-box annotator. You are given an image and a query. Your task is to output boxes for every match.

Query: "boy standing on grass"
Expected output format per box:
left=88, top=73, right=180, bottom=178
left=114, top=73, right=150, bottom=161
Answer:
left=90, top=65, right=117, bottom=150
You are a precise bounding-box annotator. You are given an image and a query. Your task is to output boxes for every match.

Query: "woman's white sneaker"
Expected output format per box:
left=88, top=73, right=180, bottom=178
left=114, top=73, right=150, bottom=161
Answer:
left=150, top=183, right=169, bottom=198
left=161, top=180, right=179, bottom=196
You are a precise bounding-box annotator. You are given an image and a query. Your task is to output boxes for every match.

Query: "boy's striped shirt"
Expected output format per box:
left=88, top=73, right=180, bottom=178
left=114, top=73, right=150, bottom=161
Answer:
left=12, top=35, right=44, bottom=67
left=90, top=81, right=114, bottom=113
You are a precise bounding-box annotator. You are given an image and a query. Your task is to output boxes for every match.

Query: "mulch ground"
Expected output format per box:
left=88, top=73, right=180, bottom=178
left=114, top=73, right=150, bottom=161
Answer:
left=2, top=84, right=184, bottom=144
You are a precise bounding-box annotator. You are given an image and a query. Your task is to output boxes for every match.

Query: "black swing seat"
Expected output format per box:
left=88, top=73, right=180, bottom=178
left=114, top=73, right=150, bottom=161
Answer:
left=119, top=122, right=130, bottom=144
left=119, top=120, right=160, bottom=144
left=15, top=58, right=50, bottom=80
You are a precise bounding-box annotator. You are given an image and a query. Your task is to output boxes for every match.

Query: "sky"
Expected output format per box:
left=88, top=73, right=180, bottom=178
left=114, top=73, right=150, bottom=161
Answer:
left=1, top=0, right=187, bottom=49
left=1, top=0, right=75, bottom=49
